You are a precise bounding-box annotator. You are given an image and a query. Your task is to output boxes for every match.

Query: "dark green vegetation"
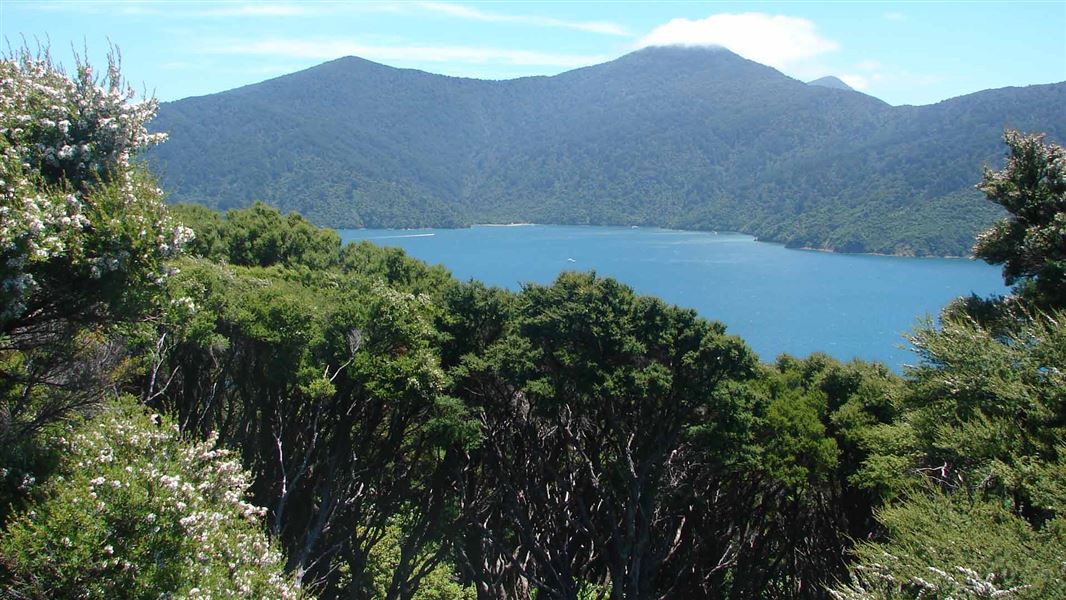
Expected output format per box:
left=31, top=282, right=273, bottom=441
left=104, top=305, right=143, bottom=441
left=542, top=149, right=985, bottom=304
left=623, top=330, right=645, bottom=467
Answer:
left=3, top=53, right=1066, bottom=599
left=149, top=46, right=1064, bottom=256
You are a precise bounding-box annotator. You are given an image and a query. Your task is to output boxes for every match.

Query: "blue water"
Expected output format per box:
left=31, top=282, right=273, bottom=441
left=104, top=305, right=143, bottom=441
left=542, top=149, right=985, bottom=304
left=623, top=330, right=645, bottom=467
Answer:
left=339, top=225, right=1008, bottom=370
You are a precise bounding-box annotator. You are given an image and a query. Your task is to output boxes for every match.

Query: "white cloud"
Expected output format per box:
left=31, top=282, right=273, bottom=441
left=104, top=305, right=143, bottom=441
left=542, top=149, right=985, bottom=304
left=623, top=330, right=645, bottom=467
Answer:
left=416, top=2, right=629, bottom=36
left=883, top=12, right=907, bottom=22
left=205, top=38, right=611, bottom=68
left=837, top=74, right=870, bottom=90
left=837, top=64, right=942, bottom=100
left=637, top=13, right=839, bottom=69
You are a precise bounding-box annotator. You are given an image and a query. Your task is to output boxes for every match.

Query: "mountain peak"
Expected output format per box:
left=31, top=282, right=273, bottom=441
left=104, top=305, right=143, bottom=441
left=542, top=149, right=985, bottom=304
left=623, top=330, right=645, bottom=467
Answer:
left=807, top=76, right=855, bottom=91
left=601, top=45, right=789, bottom=84
left=625, top=44, right=754, bottom=66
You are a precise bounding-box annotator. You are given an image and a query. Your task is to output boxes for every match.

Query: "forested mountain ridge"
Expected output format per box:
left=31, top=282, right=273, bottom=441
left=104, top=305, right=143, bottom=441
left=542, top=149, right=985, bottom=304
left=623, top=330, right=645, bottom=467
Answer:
left=148, top=46, right=1065, bottom=256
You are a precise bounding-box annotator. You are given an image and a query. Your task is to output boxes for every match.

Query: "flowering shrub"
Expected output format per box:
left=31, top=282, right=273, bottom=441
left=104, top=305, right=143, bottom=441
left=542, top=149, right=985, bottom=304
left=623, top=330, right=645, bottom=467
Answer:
left=0, top=401, right=303, bottom=598
left=0, top=48, right=191, bottom=330
left=0, top=48, right=193, bottom=456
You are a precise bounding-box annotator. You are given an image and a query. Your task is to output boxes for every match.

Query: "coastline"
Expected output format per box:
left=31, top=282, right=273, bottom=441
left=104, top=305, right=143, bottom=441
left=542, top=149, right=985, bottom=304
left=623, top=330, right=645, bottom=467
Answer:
left=790, top=244, right=974, bottom=260
left=340, top=221, right=976, bottom=260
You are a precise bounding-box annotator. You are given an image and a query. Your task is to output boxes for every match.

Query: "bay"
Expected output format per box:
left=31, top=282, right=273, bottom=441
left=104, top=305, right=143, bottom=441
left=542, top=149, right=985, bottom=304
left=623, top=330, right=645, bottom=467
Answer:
left=338, top=225, right=1008, bottom=370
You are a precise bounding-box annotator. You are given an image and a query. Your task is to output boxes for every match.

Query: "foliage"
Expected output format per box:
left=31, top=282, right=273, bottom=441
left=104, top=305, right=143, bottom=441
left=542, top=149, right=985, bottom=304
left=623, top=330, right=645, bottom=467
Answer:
left=139, top=253, right=468, bottom=598
left=338, top=240, right=454, bottom=297
left=138, top=204, right=918, bottom=599
left=0, top=47, right=190, bottom=489
left=0, top=401, right=301, bottom=599
left=756, top=361, right=841, bottom=491
left=445, top=272, right=871, bottom=599
left=831, top=315, right=1066, bottom=599
left=831, top=493, right=1066, bottom=600
left=973, top=130, right=1066, bottom=306
left=366, top=522, right=475, bottom=600
left=167, top=202, right=227, bottom=261
left=172, top=201, right=340, bottom=269
left=894, top=312, right=1066, bottom=524
left=694, top=355, right=904, bottom=599
left=0, top=47, right=186, bottom=334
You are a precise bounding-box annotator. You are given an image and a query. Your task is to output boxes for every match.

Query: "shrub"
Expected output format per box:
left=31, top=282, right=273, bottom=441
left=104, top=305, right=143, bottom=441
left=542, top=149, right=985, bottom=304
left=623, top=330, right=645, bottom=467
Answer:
left=0, top=402, right=302, bottom=599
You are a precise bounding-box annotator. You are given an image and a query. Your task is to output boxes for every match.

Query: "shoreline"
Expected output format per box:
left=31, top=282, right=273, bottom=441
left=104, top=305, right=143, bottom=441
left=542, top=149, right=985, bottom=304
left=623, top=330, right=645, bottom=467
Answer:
left=790, top=244, right=973, bottom=260
left=338, top=222, right=976, bottom=260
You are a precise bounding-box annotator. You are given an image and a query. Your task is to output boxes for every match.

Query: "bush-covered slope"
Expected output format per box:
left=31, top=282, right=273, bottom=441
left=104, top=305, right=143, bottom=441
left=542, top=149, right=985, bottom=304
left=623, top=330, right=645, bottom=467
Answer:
left=148, top=46, right=1065, bottom=255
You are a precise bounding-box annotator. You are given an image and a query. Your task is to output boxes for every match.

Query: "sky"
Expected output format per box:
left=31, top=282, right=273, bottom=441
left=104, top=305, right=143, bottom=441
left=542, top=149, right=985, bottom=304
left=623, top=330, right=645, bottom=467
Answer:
left=1, top=1, right=1063, bottom=106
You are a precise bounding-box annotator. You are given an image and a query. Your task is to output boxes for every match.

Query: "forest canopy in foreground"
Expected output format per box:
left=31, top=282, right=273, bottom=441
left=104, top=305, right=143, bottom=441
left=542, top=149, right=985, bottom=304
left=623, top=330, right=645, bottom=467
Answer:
left=2, top=51, right=1065, bottom=600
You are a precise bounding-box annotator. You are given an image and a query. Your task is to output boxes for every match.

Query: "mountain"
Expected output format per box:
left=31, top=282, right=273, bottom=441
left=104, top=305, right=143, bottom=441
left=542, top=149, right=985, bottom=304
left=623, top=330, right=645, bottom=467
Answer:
left=147, top=46, right=1066, bottom=256
left=807, top=76, right=856, bottom=91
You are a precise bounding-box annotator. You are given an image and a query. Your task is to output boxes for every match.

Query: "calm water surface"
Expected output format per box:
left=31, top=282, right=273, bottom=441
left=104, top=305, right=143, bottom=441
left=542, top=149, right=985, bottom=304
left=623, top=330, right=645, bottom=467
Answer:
left=339, top=225, right=1008, bottom=369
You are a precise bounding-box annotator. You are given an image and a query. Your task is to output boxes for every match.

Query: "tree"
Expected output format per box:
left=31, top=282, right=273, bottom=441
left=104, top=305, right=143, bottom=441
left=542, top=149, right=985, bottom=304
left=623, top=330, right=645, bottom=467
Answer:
left=696, top=355, right=902, bottom=600
left=450, top=272, right=756, bottom=599
left=973, top=130, right=1066, bottom=308
left=141, top=257, right=472, bottom=599
left=219, top=201, right=341, bottom=270
left=0, top=49, right=192, bottom=526
left=832, top=130, right=1066, bottom=599
left=899, top=312, right=1066, bottom=524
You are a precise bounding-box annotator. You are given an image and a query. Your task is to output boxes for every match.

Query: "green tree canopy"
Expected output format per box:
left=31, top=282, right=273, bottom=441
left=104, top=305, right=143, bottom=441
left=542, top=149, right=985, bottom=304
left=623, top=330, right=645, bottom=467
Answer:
left=973, top=130, right=1066, bottom=307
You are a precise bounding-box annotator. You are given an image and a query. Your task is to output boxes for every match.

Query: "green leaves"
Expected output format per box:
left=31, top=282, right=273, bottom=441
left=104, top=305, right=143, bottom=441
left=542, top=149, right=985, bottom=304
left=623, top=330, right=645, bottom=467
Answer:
left=172, top=201, right=342, bottom=270
left=903, top=313, right=1066, bottom=507
left=761, top=384, right=840, bottom=490
left=833, top=492, right=1066, bottom=600
left=447, top=271, right=764, bottom=598
left=974, top=130, right=1066, bottom=307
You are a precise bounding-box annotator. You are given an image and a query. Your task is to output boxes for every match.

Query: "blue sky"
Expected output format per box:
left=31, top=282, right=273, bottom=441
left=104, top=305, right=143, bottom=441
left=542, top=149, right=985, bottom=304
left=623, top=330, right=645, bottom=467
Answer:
left=2, top=1, right=1063, bottom=106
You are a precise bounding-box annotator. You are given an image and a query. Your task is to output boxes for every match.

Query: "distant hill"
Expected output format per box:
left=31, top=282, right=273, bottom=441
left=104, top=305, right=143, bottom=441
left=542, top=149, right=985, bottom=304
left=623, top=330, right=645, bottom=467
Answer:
left=807, top=76, right=855, bottom=91
left=148, top=46, right=1065, bottom=256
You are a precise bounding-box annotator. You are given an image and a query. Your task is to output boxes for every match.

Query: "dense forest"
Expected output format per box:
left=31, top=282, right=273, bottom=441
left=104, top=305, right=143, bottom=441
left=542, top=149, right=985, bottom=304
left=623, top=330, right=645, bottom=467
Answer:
left=3, top=52, right=1066, bottom=599
left=149, top=46, right=1065, bottom=257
